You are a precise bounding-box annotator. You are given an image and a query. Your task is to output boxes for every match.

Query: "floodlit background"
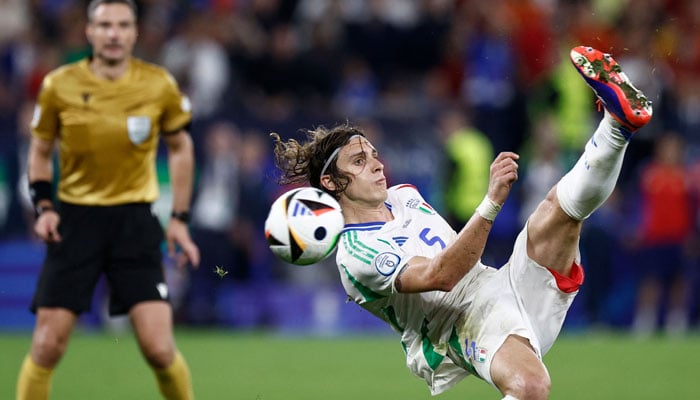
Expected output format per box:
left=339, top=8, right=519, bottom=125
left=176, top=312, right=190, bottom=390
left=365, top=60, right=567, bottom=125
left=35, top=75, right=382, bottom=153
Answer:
left=0, top=0, right=699, bottom=398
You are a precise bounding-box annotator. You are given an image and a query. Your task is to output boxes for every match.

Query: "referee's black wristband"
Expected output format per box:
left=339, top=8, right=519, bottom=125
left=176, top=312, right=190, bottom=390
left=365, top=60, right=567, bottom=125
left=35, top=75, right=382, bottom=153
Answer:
left=171, top=210, right=191, bottom=223
left=29, top=180, right=53, bottom=207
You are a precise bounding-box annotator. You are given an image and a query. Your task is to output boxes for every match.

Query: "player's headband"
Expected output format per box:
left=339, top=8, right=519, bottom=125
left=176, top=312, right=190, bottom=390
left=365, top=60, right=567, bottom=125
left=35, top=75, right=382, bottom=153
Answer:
left=320, top=134, right=364, bottom=180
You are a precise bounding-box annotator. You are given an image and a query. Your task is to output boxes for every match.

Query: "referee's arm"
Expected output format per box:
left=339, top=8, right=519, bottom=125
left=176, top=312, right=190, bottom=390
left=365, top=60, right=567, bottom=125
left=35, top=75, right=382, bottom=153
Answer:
left=28, top=136, right=61, bottom=242
left=28, top=137, right=54, bottom=189
left=163, top=129, right=194, bottom=216
left=162, top=129, right=200, bottom=268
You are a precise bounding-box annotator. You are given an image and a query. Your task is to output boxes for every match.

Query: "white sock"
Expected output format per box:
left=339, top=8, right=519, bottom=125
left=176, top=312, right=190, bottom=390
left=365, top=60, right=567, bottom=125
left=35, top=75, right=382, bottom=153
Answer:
left=632, top=308, right=657, bottom=337
left=556, top=113, right=629, bottom=220
left=665, top=309, right=688, bottom=336
left=502, top=396, right=520, bottom=400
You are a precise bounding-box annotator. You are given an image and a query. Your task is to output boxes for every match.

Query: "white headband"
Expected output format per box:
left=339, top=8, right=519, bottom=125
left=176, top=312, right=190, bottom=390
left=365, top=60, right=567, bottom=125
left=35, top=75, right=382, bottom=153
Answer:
left=319, top=134, right=363, bottom=179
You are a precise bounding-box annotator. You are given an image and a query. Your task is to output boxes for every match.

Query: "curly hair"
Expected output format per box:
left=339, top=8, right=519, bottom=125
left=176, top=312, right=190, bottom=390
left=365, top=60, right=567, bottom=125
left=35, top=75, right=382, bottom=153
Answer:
left=270, top=124, right=365, bottom=198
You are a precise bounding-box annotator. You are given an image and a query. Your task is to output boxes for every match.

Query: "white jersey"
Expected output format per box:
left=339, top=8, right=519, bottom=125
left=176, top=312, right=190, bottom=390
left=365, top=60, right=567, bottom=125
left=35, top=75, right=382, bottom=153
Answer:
left=336, top=184, right=578, bottom=394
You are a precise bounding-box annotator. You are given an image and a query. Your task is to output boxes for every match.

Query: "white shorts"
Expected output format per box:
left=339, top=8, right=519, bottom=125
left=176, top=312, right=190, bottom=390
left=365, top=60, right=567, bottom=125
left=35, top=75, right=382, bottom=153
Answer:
left=453, top=224, right=580, bottom=388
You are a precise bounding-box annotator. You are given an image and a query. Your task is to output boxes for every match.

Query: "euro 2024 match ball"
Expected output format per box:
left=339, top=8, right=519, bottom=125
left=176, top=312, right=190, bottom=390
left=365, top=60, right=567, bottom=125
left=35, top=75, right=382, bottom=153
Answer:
left=265, top=187, right=344, bottom=266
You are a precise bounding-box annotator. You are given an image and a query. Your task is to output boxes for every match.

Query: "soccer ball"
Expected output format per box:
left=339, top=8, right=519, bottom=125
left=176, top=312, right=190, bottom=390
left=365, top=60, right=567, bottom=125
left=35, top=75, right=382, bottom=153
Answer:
left=264, top=187, right=344, bottom=266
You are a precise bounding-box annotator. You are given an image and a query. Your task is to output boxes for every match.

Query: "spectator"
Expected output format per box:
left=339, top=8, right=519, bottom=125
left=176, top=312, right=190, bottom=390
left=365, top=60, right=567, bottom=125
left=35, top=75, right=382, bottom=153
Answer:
left=437, top=106, right=493, bottom=229
left=185, top=120, right=244, bottom=325
left=160, top=9, right=230, bottom=121
left=631, top=132, right=694, bottom=337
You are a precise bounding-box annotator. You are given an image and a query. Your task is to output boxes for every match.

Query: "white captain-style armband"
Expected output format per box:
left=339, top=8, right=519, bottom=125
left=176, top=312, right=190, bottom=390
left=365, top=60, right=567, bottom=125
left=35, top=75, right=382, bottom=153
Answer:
left=475, top=195, right=502, bottom=222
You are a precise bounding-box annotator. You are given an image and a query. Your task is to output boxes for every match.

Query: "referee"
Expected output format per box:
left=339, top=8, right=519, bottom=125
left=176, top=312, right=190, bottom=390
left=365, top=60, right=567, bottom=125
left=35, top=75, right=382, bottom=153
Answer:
left=17, top=1, right=200, bottom=399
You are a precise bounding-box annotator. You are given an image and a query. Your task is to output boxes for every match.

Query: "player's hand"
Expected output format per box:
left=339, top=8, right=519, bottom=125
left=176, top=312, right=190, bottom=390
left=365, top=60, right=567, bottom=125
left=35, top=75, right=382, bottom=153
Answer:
left=34, top=211, right=62, bottom=243
left=487, top=151, right=519, bottom=206
left=165, top=219, right=200, bottom=269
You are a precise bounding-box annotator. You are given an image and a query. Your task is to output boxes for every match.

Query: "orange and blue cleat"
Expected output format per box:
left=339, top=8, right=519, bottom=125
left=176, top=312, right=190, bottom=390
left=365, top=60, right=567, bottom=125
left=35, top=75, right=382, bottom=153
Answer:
left=570, top=46, right=653, bottom=133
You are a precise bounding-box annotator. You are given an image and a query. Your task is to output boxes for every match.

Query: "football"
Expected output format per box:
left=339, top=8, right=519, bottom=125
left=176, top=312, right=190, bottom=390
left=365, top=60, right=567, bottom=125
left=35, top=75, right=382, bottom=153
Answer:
left=264, top=187, right=344, bottom=266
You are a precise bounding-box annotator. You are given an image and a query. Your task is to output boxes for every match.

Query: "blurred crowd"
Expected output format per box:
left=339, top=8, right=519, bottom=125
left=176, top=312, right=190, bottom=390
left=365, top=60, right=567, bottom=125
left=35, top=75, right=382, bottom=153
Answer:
left=0, top=0, right=698, bottom=335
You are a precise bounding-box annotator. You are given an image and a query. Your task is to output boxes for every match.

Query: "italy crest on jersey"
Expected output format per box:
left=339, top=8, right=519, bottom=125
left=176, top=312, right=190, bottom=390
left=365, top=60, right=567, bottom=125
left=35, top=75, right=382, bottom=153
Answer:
left=127, top=115, right=151, bottom=145
left=406, top=198, right=436, bottom=215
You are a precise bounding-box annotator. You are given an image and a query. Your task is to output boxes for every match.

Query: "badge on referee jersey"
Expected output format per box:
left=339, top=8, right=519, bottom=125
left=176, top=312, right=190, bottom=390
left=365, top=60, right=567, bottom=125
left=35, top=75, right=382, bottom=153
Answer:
left=127, top=115, right=151, bottom=145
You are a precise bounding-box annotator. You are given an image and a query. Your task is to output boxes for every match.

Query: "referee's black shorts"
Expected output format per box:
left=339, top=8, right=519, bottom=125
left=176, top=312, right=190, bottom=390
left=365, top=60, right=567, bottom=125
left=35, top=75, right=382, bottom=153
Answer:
left=31, top=201, right=168, bottom=316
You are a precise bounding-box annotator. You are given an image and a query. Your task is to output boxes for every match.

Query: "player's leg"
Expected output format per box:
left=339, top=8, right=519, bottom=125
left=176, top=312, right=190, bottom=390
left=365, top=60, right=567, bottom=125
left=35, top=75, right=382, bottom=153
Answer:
left=490, top=335, right=550, bottom=400
left=17, top=308, right=77, bottom=400
left=527, top=46, right=652, bottom=275
left=130, top=301, right=193, bottom=400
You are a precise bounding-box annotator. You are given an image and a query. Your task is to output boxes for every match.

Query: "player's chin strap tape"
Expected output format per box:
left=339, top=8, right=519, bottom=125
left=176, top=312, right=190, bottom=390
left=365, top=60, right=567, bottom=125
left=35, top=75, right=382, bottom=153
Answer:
left=29, top=180, right=53, bottom=206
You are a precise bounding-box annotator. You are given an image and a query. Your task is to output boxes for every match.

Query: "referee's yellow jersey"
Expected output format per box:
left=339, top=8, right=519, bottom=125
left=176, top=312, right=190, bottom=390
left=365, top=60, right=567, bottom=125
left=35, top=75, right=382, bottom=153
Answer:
left=31, top=57, right=192, bottom=206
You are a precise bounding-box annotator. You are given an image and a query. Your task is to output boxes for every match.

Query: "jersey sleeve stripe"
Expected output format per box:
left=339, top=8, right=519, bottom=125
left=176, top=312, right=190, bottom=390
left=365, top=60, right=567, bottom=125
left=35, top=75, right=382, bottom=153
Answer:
left=376, top=238, right=397, bottom=250
left=342, top=230, right=379, bottom=265
left=341, top=264, right=385, bottom=302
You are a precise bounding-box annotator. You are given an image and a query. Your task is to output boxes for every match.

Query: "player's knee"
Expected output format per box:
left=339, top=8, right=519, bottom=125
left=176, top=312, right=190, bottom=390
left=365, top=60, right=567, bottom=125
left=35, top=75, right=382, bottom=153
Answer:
left=506, top=370, right=551, bottom=400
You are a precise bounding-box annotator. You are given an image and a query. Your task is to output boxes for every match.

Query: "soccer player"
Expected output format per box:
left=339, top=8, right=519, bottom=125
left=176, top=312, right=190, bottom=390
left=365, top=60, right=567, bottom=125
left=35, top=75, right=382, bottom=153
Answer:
left=16, top=1, right=199, bottom=399
left=270, top=46, right=652, bottom=399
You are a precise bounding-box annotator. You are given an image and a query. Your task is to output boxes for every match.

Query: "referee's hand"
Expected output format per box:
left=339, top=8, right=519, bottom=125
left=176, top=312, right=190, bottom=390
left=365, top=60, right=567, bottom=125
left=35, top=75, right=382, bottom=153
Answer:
left=165, top=219, right=200, bottom=269
left=34, top=210, right=62, bottom=243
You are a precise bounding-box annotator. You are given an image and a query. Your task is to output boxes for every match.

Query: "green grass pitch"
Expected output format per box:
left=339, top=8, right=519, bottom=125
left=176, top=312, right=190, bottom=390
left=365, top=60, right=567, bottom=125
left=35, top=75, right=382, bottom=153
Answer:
left=2, top=329, right=699, bottom=399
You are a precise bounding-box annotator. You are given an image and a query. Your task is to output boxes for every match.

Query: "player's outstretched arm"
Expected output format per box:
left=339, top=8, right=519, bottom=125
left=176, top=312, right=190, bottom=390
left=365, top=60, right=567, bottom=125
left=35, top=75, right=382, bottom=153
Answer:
left=485, top=151, right=519, bottom=207
left=395, top=152, right=519, bottom=293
